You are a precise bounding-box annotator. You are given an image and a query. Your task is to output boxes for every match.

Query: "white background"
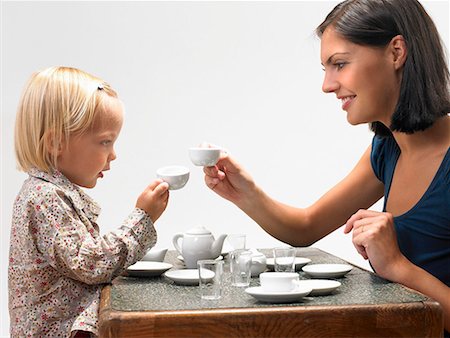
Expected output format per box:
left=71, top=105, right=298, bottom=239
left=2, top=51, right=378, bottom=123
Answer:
left=1, top=1, right=448, bottom=336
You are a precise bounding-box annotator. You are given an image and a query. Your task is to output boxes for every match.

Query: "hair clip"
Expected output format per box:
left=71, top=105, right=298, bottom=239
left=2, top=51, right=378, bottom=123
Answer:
left=97, top=84, right=104, bottom=90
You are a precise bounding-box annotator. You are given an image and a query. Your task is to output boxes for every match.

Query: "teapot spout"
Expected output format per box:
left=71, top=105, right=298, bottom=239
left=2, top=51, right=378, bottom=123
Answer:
left=211, top=234, right=227, bottom=259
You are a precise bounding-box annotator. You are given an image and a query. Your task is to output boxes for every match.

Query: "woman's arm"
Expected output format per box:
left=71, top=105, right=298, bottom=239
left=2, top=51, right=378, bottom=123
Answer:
left=346, top=209, right=450, bottom=331
left=205, top=145, right=384, bottom=246
left=398, top=261, right=450, bottom=332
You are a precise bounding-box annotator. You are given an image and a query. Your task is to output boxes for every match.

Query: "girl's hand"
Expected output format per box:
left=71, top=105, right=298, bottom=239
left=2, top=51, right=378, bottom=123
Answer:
left=344, top=209, right=406, bottom=280
left=203, top=152, right=256, bottom=206
left=136, top=179, right=169, bottom=222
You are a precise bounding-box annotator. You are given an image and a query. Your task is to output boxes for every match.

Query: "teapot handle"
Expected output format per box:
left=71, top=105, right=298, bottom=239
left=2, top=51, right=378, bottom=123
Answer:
left=172, top=233, right=183, bottom=255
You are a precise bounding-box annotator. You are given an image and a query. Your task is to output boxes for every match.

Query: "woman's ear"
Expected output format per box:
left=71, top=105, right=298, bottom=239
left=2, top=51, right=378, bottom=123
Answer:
left=390, top=35, right=407, bottom=70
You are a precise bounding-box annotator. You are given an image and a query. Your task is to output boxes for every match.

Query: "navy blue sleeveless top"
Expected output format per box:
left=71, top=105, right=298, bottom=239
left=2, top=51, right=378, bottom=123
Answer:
left=371, top=135, right=450, bottom=287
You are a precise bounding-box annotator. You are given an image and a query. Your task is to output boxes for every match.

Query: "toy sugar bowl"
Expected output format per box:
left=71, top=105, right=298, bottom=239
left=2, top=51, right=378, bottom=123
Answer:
left=249, top=248, right=267, bottom=277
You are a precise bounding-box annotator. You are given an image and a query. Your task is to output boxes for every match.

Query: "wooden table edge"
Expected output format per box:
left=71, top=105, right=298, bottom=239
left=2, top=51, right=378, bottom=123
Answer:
left=99, top=284, right=443, bottom=337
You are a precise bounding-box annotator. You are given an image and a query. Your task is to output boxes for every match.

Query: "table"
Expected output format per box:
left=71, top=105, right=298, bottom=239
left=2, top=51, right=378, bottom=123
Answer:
left=99, top=248, right=443, bottom=337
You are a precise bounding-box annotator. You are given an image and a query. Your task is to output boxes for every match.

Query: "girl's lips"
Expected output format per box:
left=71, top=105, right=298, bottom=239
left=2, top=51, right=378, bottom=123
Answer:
left=341, top=96, right=355, bottom=110
left=98, top=172, right=104, bottom=178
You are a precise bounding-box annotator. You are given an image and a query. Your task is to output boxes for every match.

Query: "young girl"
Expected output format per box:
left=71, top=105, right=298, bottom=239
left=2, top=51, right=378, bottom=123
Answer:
left=9, top=66, right=170, bottom=337
left=204, top=0, right=450, bottom=335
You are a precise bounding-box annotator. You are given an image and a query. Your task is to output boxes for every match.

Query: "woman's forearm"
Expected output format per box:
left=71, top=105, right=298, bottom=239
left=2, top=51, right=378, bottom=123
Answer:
left=237, top=185, right=317, bottom=246
left=393, top=259, right=450, bottom=332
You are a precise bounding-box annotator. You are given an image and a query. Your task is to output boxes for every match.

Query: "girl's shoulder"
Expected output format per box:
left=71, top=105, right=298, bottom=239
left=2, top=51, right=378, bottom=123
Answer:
left=16, top=174, right=67, bottom=207
left=20, top=168, right=99, bottom=215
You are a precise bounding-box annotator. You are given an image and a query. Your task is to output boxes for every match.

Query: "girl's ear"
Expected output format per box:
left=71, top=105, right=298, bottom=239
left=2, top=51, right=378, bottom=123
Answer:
left=45, top=130, right=64, bottom=156
left=390, top=35, right=407, bottom=70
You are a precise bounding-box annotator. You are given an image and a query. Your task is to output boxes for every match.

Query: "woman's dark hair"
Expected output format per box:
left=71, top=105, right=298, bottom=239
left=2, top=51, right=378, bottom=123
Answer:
left=316, top=0, right=450, bottom=136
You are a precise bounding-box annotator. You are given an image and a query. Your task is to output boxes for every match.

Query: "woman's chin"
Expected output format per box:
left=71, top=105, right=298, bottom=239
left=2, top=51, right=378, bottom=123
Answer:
left=346, top=114, right=368, bottom=126
left=346, top=116, right=361, bottom=126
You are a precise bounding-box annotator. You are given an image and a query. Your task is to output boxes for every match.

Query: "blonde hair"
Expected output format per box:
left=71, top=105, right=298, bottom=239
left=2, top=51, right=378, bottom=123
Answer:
left=14, top=66, right=118, bottom=173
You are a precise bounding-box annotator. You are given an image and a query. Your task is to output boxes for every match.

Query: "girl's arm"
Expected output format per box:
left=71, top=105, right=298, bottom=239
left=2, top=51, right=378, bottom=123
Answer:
left=32, top=181, right=166, bottom=285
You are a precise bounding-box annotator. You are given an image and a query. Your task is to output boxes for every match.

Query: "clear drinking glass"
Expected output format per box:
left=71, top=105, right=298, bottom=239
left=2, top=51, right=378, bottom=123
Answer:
left=226, top=234, right=246, bottom=250
left=230, top=249, right=252, bottom=287
left=273, top=246, right=296, bottom=272
left=198, top=259, right=224, bottom=300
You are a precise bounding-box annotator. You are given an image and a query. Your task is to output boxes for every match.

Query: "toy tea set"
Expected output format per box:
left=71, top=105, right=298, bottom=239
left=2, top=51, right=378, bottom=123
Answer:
left=126, top=146, right=351, bottom=302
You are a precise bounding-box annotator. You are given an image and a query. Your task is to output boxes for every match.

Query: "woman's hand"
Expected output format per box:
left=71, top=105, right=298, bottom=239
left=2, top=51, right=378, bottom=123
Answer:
left=136, top=179, right=169, bottom=222
left=346, top=209, right=450, bottom=331
left=203, top=152, right=256, bottom=207
left=344, top=209, right=406, bottom=280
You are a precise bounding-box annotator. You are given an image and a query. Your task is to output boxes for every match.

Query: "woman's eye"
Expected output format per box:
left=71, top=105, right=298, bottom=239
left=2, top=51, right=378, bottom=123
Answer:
left=335, top=62, right=346, bottom=70
left=101, top=140, right=111, bottom=146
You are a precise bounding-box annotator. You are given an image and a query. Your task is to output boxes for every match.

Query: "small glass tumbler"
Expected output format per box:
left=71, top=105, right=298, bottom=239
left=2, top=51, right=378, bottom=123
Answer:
left=226, top=234, right=246, bottom=250
left=273, top=246, right=296, bottom=272
left=230, top=249, right=252, bottom=287
left=198, top=259, right=224, bottom=300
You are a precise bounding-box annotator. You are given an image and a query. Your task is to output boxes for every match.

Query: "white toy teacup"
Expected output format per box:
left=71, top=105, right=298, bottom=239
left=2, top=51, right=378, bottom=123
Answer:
left=189, top=147, right=221, bottom=166
left=142, top=247, right=168, bottom=262
left=259, top=272, right=301, bottom=292
left=156, top=165, right=190, bottom=190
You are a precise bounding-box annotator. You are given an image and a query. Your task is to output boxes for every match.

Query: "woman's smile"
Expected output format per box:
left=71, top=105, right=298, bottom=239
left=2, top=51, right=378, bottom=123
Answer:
left=340, top=95, right=356, bottom=110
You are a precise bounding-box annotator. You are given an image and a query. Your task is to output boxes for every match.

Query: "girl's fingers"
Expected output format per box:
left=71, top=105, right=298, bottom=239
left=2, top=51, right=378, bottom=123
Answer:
left=146, top=179, right=164, bottom=191
left=154, top=181, right=169, bottom=195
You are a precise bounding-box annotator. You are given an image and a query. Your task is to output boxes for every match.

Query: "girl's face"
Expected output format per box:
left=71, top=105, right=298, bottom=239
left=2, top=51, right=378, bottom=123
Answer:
left=57, top=96, right=124, bottom=188
left=320, top=27, right=402, bottom=126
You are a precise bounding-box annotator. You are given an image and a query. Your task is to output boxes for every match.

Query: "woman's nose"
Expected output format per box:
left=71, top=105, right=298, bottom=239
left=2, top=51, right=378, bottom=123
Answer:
left=322, top=72, right=339, bottom=93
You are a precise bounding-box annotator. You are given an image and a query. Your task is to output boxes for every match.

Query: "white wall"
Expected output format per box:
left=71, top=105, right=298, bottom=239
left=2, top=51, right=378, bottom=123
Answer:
left=1, top=1, right=448, bottom=336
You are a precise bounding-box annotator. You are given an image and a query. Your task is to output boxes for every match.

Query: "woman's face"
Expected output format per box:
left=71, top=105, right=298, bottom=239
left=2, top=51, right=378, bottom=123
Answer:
left=320, top=27, right=402, bottom=126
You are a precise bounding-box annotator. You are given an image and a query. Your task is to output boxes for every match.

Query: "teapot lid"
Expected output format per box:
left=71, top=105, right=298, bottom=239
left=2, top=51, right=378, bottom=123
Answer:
left=249, top=248, right=266, bottom=257
left=186, top=226, right=211, bottom=235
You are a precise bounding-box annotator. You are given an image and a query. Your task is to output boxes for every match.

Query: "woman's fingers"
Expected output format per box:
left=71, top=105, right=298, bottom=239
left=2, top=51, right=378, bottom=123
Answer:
left=345, top=209, right=384, bottom=260
left=205, top=175, right=220, bottom=189
left=344, top=209, right=382, bottom=233
left=203, top=165, right=219, bottom=177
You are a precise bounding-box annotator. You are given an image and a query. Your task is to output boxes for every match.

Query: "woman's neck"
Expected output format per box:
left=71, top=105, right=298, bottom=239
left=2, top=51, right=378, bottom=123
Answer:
left=392, top=115, right=450, bottom=157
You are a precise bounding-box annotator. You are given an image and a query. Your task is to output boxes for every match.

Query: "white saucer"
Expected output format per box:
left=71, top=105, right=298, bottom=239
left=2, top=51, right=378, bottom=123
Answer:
left=302, top=264, right=352, bottom=278
left=177, top=255, right=224, bottom=262
left=164, top=269, right=214, bottom=285
left=245, top=286, right=312, bottom=303
left=266, top=257, right=311, bottom=271
left=296, top=279, right=341, bottom=296
left=126, top=261, right=173, bottom=277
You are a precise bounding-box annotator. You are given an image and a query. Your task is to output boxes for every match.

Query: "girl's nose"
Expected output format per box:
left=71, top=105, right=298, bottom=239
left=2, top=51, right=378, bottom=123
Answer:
left=322, top=71, right=339, bottom=94
left=109, top=148, right=117, bottom=162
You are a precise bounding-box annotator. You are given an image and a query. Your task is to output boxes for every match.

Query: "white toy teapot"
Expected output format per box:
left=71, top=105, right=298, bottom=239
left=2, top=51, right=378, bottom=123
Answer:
left=172, top=226, right=227, bottom=269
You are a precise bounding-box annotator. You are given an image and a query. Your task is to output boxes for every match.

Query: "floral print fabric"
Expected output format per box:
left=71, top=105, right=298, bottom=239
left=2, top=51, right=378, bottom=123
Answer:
left=8, top=168, right=157, bottom=337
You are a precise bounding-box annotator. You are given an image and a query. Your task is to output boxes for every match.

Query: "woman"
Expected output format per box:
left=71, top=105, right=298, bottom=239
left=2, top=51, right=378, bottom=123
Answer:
left=204, top=0, right=450, bottom=334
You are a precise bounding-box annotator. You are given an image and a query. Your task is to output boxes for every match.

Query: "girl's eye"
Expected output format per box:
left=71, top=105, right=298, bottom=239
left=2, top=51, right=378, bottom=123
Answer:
left=101, top=140, right=111, bottom=146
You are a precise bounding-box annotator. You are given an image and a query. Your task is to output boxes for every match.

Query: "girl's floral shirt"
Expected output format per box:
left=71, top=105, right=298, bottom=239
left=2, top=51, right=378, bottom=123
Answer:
left=8, top=169, right=157, bottom=337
